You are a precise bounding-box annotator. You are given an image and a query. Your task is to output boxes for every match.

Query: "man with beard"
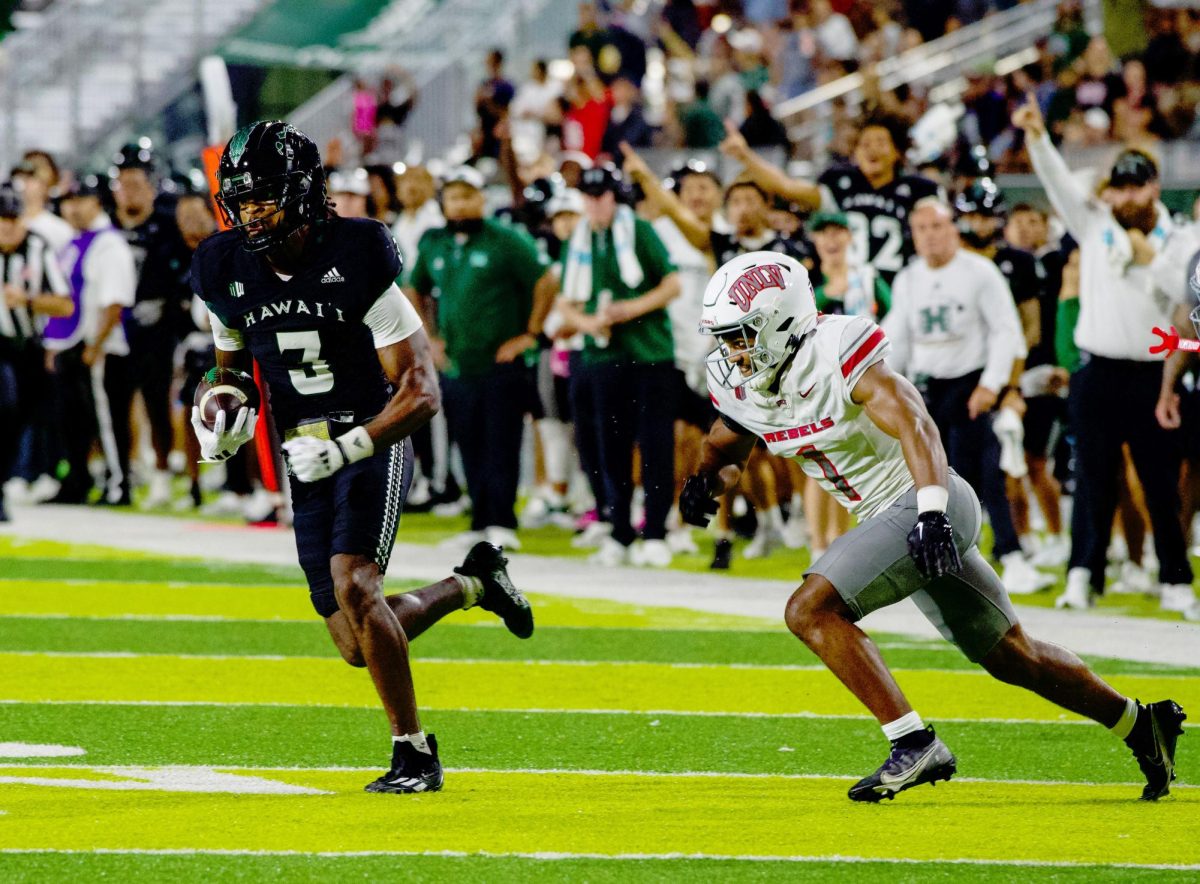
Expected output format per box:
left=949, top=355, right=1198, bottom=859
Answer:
left=1015, top=94, right=1195, bottom=613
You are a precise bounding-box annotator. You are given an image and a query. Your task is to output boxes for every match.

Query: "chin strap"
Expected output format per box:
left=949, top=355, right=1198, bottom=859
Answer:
left=1149, top=326, right=1200, bottom=355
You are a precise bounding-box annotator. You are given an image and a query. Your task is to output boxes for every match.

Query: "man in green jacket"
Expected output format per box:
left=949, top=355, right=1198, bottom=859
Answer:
left=409, top=167, right=554, bottom=550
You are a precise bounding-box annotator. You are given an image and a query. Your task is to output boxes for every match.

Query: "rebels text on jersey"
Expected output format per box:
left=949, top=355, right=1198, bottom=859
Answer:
left=708, top=315, right=913, bottom=520
left=818, top=165, right=942, bottom=279
left=191, top=217, right=401, bottom=431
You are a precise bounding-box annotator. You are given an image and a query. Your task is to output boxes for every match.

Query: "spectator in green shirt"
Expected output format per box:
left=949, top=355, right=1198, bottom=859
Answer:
left=555, top=164, right=681, bottom=567
left=408, top=166, right=555, bottom=551
left=808, top=211, right=891, bottom=319
left=678, top=81, right=726, bottom=149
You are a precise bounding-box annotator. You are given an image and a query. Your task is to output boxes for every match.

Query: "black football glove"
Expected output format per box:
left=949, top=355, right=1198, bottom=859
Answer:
left=680, top=473, right=720, bottom=528
left=907, top=511, right=963, bottom=579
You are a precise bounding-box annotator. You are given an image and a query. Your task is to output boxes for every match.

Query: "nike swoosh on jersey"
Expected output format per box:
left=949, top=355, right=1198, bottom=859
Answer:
left=799, top=384, right=816, bottom=398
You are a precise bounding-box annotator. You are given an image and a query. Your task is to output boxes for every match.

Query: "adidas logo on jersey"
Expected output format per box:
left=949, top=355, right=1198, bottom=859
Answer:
left=321, top=267, right=345, bottom=284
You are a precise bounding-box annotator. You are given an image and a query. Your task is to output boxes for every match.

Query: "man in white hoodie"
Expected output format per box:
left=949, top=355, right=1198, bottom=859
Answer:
left=1015, top=94, right=1195, bottom=613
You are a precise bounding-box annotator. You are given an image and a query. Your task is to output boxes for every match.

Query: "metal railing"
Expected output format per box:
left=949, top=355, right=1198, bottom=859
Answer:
left=0, top=0, right=270, bottom=174
left=775, top=0, right=1102, bottom=163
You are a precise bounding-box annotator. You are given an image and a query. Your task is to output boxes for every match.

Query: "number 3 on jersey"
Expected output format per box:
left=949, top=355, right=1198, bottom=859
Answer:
left=846, top=212, right=904, bottom=274
left=276, top=330, right=334, bottom=394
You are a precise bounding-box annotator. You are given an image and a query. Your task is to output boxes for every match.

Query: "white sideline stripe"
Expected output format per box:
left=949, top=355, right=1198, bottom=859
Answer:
left=2, top=650, right=1195, bottom=679
left=0, top=762, right=1193, bottom=791
left=5, top=698, right=1198, bottom=731
left=0, top=848, right=1196, bottom=871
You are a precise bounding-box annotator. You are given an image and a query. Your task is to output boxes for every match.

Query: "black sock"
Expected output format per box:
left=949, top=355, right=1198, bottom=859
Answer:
left=894, top=727, right=935, bottom=750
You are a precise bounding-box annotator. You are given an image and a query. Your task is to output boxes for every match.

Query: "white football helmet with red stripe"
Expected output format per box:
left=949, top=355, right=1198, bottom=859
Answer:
left=700, top=251, right=817, bottom=392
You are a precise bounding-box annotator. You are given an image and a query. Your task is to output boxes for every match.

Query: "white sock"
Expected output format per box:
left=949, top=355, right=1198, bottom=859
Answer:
left=881, top=711, right=925, bottom=742
left=1109, top=697, right=1139, bottom=741
left=790, top=493, right=803, bottom=516
left=763, top=505, right=783, bottom=531
left=393, top=731, right=432, bottom=755
left=1019, top=533, right=1036, bottom=554
left=453, top=573, right=484, bottom=609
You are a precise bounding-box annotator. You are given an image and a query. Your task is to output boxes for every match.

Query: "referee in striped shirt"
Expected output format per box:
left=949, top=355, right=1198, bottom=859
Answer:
left=0, top=182, right=72, bottom=521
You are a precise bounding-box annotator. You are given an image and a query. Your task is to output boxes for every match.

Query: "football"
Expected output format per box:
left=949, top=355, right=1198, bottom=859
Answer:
left=194, top=367, right=261, bottom=432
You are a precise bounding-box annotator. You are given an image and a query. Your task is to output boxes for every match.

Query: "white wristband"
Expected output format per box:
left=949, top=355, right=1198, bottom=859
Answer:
left=916, top=485, right=949, bottom=514
left=336, top=425, right=375, bottom=465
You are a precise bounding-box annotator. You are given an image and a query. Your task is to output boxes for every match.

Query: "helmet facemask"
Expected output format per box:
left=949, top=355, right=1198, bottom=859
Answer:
left=217, top=169, right=314, bottom=253
left=704, top=310, right=783, bottom=392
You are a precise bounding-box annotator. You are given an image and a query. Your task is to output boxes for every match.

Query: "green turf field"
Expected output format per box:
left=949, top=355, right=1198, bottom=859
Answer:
left=0, top=536, right=1196, bottom=881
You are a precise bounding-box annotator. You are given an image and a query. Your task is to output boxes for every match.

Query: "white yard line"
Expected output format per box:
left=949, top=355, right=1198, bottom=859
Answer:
left=0, top=847, right=1195, bottom=871
left=7, top=697, right=1197, bottom=729
left=5, top=504, right=1200, bottom=665
left=2, top=649, right=1197, bottom=678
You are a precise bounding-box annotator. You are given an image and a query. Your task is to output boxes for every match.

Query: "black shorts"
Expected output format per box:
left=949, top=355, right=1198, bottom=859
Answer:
left=674, top=368, right=716, bottom=430
left=290, top=437, right=414, bottom=617
left=1023, top=394, right=1065, bottom=457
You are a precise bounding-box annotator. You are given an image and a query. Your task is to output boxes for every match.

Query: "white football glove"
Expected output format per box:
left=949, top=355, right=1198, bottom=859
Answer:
left=282, top=426, right=375, bottom=483
left=190, top=405, right=256, bottom=463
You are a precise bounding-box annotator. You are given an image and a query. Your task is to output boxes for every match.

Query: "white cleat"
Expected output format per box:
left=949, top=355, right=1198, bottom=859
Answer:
left=743, top=527, right=783, bottom=560
left=1160, top=583, right=1197, bottom=614
left=1055, top=568, right=1094, bottom=610
left=571, top=520, right=611, bottom=549
left=140, top=471, right=173, bottom=510
left=781, top=517, right=808, bottom=550
left=27, top=474, right=62, bottom=503
left=590, top=536, right=630, bottom=566
left=484, top=526, right=521, bottom=551
left=665, top=528, right=699, bottom=555
left=1000, top=551, right=1055, bottom=595
left=630, top=539, right=672, bottom=568
left=1029, top=534, right=1070, bottom=568
left=1183, top=602, right=1200, bottom=622
left=1109, top=560, right=1155, bottom=595
left=438, top=529, right=485, bottom=551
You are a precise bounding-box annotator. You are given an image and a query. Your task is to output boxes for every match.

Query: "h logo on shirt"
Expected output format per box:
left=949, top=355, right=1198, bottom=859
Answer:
left=920, top=305, right=950, bottom=334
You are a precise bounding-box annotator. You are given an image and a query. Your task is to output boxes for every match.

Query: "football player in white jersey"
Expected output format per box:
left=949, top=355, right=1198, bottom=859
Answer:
left=680, top=251, right=1186, bottom=803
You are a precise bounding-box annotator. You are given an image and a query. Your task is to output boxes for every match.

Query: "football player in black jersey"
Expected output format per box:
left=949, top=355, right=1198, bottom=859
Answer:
left=190, top=121, right=534, bottom=794
left=719, top=115, right=942, bottom=282
left=955, top=179, right=1040, bottom=348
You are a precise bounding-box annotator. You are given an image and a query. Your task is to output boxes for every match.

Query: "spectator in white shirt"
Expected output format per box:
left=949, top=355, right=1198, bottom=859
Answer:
left=812, top=0, right=859, bottom=63
left=885, top=198, right=1044, bottom=594
left=51, top=175, right=137, bottom=505
left=510, top=59, right=563, bottom=159
left=1015, top=93, right=1196, bottom=614
left=391, top=166, right=444, bottom=282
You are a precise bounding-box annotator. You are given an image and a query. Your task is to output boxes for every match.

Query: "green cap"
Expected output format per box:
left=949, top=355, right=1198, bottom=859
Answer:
left=808, top=210, right=849, bottom=232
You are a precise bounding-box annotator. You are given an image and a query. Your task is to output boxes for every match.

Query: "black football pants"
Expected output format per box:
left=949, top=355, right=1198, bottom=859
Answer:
left=568, top=353, right=607, bottom=520
left=1067, top=354, right=1192, bottom=591
left=922, top=369, right=1021, bottom=560
left=442, top=365, right=527, bottom=532
left=590, top=361, right=677, bottom=546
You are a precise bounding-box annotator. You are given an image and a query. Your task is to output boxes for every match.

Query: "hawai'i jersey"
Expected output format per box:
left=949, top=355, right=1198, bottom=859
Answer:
left=708, top=314, right=913, bottom=520
left=818, top=165, right=942, bottom=280
left=191, top=217, right=416, bottom=432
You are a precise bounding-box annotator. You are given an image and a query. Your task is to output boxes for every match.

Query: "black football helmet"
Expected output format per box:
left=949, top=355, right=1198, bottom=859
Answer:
left=216, top=121, right=327, bottom=252
left=0, top=182, right=23, bottom=218
left=955, top=178, right=1006, bottom=248
left=114, top=140, right=155, bottom=173
left=955, top=178, right=1006, bottom=218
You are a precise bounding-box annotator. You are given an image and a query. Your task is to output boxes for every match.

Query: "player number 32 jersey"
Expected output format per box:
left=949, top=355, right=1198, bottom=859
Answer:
left=708, top=314, right=914, bottom=520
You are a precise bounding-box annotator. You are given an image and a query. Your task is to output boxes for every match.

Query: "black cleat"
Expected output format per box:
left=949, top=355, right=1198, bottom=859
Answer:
left=710, top=538, right=733, bottom=570
left=1126, top=699, right=1186, bottom=801
left=456, top=541, right=534, bottom=639
left=365, top=734, right=444, bottom=794
left=848, top=727, right=957, bottom=802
